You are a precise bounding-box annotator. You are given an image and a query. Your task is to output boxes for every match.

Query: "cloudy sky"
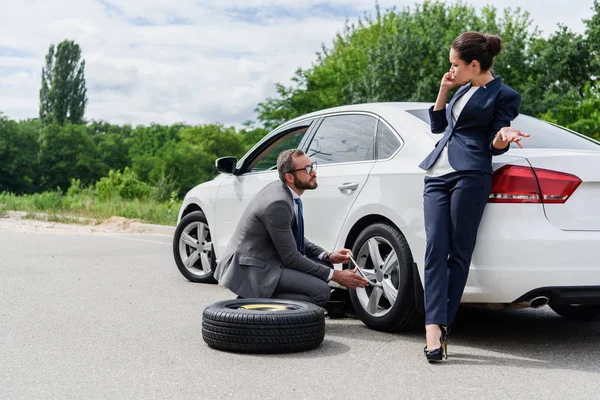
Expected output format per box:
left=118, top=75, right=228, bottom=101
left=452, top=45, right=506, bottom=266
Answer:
left=0, top=0, right=595, bottom=127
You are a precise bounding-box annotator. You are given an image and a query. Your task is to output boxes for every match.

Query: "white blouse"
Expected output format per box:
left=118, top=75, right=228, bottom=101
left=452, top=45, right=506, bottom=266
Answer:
left=426, top=86, right=480, bottom=177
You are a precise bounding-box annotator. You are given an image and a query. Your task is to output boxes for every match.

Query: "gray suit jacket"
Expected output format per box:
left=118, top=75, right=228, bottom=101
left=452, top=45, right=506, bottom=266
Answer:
left=214, top=180, right=331, bottom=298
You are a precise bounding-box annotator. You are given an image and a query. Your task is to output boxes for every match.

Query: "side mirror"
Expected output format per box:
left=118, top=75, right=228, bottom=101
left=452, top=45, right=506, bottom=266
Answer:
left=215, top=156, right=237, bottom=174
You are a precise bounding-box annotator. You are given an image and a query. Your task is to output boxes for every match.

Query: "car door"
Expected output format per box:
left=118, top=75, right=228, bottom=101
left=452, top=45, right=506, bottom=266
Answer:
left=302, top=113, right=378, bottom=251
left=212, top=121, right=315, bottom=256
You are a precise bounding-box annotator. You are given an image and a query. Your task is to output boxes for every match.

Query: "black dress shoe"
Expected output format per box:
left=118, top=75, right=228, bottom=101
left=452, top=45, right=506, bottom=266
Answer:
left=424, top=325, right=448, bottom=362
left=424, top=346, right=443, bottom=362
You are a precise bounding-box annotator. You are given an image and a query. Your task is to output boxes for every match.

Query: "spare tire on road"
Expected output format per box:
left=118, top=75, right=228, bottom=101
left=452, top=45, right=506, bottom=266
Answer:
left=202, top=298, right=325, bottom=354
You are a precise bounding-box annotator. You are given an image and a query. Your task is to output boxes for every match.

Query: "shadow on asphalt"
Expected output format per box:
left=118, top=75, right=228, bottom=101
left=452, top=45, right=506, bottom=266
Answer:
left=444, top=306, right=600, bottom=370
left=322, top=306, right=600, bottom=370
left=271, top=339, right=352, bottom=359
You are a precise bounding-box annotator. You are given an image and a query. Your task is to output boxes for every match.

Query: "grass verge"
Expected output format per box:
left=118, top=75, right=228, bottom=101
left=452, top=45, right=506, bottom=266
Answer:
left=0, top=191, right=180, bottom=226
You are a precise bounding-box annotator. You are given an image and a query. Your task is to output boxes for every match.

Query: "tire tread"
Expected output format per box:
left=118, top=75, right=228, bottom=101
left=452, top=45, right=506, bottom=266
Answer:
left=201, top=299, right=326, bottom=353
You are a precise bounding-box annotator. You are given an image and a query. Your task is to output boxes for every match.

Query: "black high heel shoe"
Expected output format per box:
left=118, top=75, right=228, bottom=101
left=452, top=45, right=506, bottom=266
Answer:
left=424, top=325, right=448, bottom=362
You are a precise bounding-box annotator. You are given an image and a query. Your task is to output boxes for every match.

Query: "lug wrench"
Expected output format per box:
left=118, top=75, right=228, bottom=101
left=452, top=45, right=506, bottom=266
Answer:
left=348, top=255, right=382, bottom=288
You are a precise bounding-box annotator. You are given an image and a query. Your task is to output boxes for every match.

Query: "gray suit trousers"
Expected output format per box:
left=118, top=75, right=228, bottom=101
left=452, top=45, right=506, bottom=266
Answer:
left=272, top=258, right=332, bottom=307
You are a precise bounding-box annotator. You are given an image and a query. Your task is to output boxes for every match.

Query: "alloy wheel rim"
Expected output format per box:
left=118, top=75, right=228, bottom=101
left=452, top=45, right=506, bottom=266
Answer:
left=178, top=221, right=213, bottom=277
left=355, top=235, right=400, bottom=317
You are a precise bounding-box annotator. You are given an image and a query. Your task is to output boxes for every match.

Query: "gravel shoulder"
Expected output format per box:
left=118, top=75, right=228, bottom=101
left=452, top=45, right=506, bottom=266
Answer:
left=0, top=211, right=175, bottom=236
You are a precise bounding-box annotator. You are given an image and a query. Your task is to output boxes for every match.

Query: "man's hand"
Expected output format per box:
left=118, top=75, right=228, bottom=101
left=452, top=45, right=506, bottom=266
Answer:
left=493, top=127, right=530, bottom=149
left=328, top=248, right=352, bottom=264
left=332, top=268, right=369, bottom=289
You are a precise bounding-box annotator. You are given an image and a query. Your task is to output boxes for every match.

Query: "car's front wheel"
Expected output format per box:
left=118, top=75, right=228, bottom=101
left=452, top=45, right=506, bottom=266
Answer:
left=172, top=211, right=217, bottom=283
left=348, top=222, right=423, bottom=332
left=550, top=304, right=600, bottom=321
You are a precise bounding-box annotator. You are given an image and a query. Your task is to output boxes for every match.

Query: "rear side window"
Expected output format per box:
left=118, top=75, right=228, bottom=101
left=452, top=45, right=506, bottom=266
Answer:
left=306, top=114, right=377, bottom=165
left=510, top=115, right=600, bottom=150
left=376, top=122, right=401, bottom=159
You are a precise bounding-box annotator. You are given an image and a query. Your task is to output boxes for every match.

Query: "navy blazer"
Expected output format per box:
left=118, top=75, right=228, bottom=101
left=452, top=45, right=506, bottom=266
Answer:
left=418, top=76, right=521, bottom=175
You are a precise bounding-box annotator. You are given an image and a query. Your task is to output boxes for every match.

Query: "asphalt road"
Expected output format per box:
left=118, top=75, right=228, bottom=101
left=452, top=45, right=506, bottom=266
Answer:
left=1, top=219, right=600, bottom=399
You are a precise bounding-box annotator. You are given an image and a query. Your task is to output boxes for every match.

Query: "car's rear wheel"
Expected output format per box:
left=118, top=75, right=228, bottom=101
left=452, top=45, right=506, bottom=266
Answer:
left=172, top=211, right=217, bottom=283
left=550, top=304, right=600, bottom=321
left=348, top=223, right=423, bottom=332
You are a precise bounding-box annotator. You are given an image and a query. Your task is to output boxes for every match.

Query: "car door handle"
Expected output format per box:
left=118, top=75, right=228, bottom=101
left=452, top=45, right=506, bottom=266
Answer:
left=338, top=182, right=359, bottom=192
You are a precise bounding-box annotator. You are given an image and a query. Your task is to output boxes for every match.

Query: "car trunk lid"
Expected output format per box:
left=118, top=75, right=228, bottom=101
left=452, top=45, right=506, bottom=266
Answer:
left=518, top=149, right=600, bottom=231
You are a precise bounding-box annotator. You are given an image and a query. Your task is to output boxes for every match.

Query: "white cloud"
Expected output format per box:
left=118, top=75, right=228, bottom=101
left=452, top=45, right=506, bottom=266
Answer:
left=0, top=0, right=595, bottom=127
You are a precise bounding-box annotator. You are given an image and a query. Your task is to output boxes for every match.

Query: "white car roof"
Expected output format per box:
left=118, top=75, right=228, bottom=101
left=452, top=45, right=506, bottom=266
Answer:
left=282, top=102, right=434, bottom=128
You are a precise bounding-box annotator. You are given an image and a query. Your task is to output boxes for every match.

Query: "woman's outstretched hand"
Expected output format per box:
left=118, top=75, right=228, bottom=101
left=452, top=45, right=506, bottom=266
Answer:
left=494, top=127, right=531, bottom=149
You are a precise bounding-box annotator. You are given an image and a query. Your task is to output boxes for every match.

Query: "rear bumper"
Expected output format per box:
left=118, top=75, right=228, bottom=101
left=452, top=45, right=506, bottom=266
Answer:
left=461, top=204, right=600, bottom=304
left=512, top=286, right=600, bottom=305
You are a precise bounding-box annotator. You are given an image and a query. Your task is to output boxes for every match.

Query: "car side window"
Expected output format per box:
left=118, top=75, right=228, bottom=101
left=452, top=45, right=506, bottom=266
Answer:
left=306, top=114, right=377, bottom=165
left=248, top=126, right=309, bottom=172
left=376, top=121, right=401, bottom=159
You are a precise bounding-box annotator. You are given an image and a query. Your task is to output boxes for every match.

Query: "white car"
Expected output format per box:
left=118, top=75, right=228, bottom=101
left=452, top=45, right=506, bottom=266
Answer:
left=172, top=102, right=600, bottom=332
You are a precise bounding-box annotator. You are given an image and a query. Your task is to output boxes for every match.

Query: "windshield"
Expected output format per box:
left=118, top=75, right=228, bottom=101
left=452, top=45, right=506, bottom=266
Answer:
left=406, top=109, right=600, bottom=151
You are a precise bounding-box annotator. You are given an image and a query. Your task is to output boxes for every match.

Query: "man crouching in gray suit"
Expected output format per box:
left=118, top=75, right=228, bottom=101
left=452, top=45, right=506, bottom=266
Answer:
left=214, top=149, right=369, bottom=307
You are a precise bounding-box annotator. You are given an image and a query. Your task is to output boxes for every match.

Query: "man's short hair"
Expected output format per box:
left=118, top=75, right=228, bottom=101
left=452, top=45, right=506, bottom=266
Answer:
left=277, top=149, right=305, bottom=182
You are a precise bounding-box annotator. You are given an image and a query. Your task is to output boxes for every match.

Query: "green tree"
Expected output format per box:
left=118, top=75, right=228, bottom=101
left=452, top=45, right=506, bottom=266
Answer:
left=0, top=116, right=40, bottom=194
left=87, top=121, right=133, bottom=175
left=255, top=1, right=538, bottom=129
left=239, top=125, right=269, bottom=151
left=38, top=122, right=102, bottom=190
left=521, top=26, right=593, bottom=116
left=539, top=83, right=600, bottom=140
left=585, top=0, right=600, bottom=78
left=158, top=124, right=247, bottom=196
left=538, top=0, right=600, bottom=138
left=128, top=123, right=184, bottom=183
left=39, top=40, right=87, bottom=126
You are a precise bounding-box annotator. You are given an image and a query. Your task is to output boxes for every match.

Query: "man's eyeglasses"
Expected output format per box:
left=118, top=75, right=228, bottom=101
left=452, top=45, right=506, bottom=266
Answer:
left=287, top=162, right=317, bottom=175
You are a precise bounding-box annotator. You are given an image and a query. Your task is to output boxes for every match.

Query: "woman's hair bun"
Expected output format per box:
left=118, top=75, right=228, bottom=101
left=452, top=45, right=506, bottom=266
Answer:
left=484, top=34, right=503, bottom=58
left=452, top=31, right=503, bottom=71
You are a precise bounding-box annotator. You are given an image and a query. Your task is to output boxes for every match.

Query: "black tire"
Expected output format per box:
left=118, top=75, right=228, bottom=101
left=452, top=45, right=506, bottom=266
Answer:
left=349, top=223, right=424, bottom=332
left=550, top=304, right=600, bottom=321
left=173, top=211, right=217, bottom=283
left=202, top=299, right=325, bottom=353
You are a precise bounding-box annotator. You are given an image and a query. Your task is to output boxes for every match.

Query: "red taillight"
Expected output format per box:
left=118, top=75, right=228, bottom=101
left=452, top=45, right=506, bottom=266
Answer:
left=534, top=167, right=582, bottom=203
left=489, top=165, right=540, bottom=203
left=489, top=165, right=581, bottom=204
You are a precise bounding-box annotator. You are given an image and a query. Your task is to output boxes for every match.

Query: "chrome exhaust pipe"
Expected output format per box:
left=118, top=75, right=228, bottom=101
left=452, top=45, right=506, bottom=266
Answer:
left=529, top=296, right=549, bottom=308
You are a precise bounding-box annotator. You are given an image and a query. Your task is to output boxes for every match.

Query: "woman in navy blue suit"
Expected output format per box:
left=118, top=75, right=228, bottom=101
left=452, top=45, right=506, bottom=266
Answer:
left=419, top=32, right=529, bottom=362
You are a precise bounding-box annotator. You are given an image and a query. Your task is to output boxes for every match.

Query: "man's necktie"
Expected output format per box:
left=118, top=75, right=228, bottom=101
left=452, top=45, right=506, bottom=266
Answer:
left=294, top=198, right=304, bottom=254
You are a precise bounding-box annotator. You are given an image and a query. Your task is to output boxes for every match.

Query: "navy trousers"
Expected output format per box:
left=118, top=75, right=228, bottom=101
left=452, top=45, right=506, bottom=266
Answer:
left=423, top=171, right=493, bottom=326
